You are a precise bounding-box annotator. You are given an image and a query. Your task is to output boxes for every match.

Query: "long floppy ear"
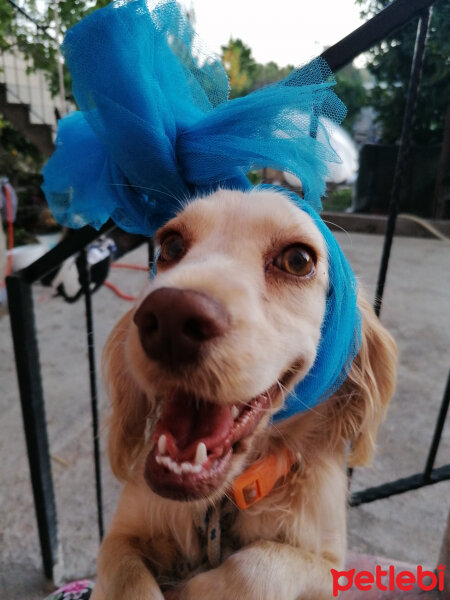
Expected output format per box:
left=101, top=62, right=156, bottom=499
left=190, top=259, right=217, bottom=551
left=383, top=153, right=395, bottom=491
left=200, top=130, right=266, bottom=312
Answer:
left=102, top=310, right=152, bottom=480
left=337, top=293, right=398, bottom=467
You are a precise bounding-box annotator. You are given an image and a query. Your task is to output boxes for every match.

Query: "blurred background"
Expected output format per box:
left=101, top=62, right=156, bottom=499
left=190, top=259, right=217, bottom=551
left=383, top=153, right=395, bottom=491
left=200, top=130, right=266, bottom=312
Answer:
left=0, top=0, right=448, bottom=598
left=0, top=0, right=448, bottom=248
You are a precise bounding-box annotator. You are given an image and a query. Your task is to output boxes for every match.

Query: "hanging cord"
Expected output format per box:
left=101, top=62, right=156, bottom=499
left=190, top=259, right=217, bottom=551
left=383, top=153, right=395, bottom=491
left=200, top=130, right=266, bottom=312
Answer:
left=111, top=262, right=148, bottom=272
left=103, top=280, right=136, bottom=302
left=103, top=261, right=149, bottom=301
left=1, top=183, right=14, bottom=289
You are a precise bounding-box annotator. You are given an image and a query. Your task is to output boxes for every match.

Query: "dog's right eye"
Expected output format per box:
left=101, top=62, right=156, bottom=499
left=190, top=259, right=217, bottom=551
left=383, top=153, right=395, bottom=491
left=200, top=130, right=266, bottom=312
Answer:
left=273, top=244, right=315, bottom=278
left=159, top=233, right=186, bottom=264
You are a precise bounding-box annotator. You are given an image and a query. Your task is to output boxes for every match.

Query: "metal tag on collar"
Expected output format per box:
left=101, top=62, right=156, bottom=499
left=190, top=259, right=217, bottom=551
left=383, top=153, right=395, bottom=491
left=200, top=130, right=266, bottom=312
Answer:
left=232, top=447, right=296, bottom=510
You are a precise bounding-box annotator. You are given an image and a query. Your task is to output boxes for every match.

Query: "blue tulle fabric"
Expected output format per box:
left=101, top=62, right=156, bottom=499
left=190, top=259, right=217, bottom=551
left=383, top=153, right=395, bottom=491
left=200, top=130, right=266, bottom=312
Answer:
left=42, top=0, right=361, bottom=419
left=269, top=188, right=361, bottom=421
left=42, top=0, right=345, bottom=234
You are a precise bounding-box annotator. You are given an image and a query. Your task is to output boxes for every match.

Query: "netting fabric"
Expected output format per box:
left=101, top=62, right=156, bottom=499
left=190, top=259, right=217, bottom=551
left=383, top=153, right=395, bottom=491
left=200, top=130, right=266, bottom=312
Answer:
left=42, top=0, right=345, bottom=235
left=270, top=188, right=361, bottom=421
left=41, top=0, right=361, bottom=419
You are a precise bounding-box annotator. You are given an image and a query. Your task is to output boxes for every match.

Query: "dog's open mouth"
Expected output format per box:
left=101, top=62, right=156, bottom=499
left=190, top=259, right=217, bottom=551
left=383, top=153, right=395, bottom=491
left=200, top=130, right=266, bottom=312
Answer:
left=144, top=386, right=276, bottom=500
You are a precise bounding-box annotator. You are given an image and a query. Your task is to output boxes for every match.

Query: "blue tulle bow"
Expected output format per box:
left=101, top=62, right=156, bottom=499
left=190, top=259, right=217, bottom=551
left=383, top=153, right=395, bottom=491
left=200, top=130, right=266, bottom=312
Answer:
left=42, top=0, right=361, bottom=419
left=42, top=0, right=346, bottom=235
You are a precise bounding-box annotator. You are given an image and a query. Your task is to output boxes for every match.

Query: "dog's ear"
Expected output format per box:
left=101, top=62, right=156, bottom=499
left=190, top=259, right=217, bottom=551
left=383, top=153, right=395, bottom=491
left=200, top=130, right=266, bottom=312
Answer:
left=336, top=293, right=397, bottom=467
left=102, top=310, right=152, bottom=480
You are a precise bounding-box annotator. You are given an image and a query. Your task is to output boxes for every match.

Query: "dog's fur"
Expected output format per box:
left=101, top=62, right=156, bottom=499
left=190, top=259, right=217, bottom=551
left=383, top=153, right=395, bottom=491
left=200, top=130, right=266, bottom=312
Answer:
left=92, top=188, right=397, bottom=600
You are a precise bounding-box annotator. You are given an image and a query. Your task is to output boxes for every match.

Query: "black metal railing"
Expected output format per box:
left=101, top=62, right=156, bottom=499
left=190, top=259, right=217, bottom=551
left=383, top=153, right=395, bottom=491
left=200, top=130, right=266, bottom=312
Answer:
left=6, top=223, right=114, bottom=579
left=6, top=0, right=448, bottom=582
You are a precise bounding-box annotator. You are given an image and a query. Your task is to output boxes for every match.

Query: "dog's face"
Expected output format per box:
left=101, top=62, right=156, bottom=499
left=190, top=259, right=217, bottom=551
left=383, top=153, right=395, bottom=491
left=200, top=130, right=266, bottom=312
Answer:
left=117, top=187, right=330, bottom=501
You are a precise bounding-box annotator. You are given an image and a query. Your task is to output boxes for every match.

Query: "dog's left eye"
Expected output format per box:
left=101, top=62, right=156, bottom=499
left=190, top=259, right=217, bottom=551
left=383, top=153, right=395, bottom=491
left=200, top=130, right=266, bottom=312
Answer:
left=159, top=233, right=186, bottom=263
left=274, top=245, right=315, bottom=277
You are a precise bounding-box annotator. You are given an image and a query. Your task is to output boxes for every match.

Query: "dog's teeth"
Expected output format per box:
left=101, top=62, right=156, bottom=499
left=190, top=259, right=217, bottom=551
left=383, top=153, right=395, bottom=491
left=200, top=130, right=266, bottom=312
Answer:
left=194, top=442, right=207, bottom=465
left=158, top=434, right=167, bottom=455
left=181, top=461, right=203, bottom=474
left=156, top=455, right=181, bottom=475
left=232, top=406, right=239, bottom=420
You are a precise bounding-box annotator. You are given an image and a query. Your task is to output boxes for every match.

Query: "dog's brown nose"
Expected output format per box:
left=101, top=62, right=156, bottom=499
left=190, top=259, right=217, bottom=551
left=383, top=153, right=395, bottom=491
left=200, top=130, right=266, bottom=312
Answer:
left=133, top=287, right=229, bottom=367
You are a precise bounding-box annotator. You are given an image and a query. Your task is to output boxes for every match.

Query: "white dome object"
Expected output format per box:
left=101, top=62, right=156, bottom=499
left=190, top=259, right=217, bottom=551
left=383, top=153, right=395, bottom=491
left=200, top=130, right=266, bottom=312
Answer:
left=9, top=244, right=47, bottom=272
left=284, top=118, right=358, bottom=188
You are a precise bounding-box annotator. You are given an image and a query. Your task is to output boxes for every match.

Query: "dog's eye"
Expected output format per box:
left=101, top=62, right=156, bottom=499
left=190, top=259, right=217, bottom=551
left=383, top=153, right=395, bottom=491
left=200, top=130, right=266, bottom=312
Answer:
left=159, top=233, right=186, bottom=263
left=274, top=245, right=315, bottom=277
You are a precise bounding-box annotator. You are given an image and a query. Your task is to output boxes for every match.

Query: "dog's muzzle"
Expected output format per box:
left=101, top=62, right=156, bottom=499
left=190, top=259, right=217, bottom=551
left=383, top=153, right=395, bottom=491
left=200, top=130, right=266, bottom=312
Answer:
left=134, top=287, right=230, bottom=368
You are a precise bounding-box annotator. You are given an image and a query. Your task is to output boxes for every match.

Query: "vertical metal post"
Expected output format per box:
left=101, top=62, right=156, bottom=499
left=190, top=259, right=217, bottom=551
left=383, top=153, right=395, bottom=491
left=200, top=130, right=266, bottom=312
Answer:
left=6, top=274, right=60, bottom=581
left=438, top=509, right=450, bottom=597
left=52, top=0, right=67, bottom=116
left=374, top=8, right=432, bottom=316
left=79, top=249, right=104, bottom=541
left=148, top=238, right=154, bottom=271
left=423, top=369, right=450, bottom=480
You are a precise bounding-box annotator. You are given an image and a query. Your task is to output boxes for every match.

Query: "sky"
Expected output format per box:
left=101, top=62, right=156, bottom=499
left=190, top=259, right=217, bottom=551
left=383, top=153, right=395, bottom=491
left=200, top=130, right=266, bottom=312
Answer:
left=178, top=0, right=365, bottom=67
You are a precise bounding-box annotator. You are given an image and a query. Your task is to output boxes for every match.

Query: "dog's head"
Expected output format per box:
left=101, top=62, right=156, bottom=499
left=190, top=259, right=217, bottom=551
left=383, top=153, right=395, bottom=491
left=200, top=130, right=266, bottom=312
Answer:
left=104, top=187, right=396, bottom=502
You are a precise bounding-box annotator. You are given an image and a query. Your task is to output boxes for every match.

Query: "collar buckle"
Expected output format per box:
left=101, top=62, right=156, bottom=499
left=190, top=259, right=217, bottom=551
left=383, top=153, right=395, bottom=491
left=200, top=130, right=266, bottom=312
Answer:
left=232, top=447, right=296, bottom=510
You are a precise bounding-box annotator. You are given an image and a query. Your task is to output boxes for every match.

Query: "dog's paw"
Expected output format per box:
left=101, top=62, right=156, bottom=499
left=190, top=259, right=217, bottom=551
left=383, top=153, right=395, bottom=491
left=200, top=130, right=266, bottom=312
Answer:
left=180, top=570, right=229, bottom=600
left=179, top=557, right=256, bottom=600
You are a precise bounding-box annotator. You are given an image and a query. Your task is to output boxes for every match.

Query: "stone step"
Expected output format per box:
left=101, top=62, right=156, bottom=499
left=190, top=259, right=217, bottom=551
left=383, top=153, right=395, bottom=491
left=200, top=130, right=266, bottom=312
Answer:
left=0, top=83, right=54, bottom=156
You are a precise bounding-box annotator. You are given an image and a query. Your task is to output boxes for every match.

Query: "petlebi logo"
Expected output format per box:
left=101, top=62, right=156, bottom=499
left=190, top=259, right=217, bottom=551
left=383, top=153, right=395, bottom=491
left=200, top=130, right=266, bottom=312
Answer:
left=331, top=563, right=446, bottom=596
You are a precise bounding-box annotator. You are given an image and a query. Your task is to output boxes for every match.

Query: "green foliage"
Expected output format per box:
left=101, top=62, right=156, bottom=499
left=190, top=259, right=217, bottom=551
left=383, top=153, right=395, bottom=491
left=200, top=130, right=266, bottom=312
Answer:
left=221, top=38, right=294, bottom=98
left=251, top=61, right=293, bottom=92
left=335, top=63, right=367, bottom=133
left=247, top=170, right=262, bottom=186
left=323, top=187, right=352, bottom=212
left=0, top=119, right=44, bottom=179
left=13, top=226, right=39, bottom=247
left=221, top=38, right=367, bottom=134
left=356, top=0, right=450, bottom=145
left=2, top=0, right=111, bottom=98
left=0, top=1, right=15, bottom=52
left=221, top=38, right=258, bottom=98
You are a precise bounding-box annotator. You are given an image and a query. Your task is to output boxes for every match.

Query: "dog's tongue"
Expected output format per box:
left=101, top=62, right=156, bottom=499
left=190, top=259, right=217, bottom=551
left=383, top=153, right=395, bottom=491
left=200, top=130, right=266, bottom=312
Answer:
left=154, top=391, right=234, bottom=462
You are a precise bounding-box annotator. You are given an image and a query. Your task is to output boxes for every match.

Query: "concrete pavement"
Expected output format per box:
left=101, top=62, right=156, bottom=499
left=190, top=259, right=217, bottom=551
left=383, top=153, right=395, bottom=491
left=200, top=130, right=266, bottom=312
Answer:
left=0, top=233, right=449, bottom=599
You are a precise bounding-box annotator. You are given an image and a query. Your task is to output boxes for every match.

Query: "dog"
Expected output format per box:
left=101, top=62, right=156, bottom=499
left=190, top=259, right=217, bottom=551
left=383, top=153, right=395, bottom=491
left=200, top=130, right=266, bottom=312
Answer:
left=91, top=186, right=397, bottom=600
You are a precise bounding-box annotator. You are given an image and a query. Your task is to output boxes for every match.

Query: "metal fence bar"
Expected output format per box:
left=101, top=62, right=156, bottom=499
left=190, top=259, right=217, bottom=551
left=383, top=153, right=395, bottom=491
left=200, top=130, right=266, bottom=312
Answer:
left=6, top=273, right=60, bottom=580
left=350, top=377, right=450, bottom=503
left=148, top=238, right=155, bottom=270
left=423, top=369, right=450, bottom=480
left=373, top=7, right=432, bottom=316
left=5, top=224, right=113, bottom=581
left=321, top=0, right=435, bottom=72
left=21, top=222, right=114, bottom=284
left=79, top=249, right=104, bottom=541
left=351, top=464, right=450, bottom=506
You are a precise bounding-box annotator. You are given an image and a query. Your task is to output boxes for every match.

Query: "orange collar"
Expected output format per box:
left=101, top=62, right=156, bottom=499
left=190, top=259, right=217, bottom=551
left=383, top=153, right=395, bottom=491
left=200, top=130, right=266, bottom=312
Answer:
left=232, top=447, right=297, bottom=510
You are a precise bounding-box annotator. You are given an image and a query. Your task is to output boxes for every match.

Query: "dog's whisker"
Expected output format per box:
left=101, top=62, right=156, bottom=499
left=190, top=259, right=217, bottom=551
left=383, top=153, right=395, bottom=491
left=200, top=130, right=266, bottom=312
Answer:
left=108, top=182, right=182, bottom=203
left=321, top=219, right=353, bottom=247
left=269, top=422, right=292, bottom=450
left=223, top=489, right=240, bottom=510
left=275, top=378, right=325, bottom=417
